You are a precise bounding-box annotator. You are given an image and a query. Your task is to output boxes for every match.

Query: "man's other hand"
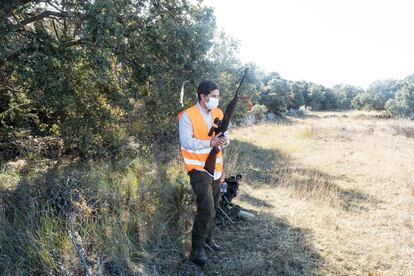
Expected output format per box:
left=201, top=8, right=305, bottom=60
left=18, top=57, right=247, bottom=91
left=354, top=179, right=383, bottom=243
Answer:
left=210, top=132, right=227, bottom=147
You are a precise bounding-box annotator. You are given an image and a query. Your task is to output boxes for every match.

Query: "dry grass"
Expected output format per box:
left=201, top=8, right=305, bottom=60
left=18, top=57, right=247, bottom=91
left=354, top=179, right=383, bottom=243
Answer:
left=134, top=111, right=413, bottom=275
left=0, top=158, right=194, bottom=275
left=1, top=111, right=413, bottom=275
left=221, top=111, right=414, bottom=275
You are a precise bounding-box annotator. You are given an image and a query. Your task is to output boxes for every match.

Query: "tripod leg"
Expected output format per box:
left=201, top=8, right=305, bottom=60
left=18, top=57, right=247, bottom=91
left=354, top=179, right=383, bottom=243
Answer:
left=218, top=206, right=234, bottom=224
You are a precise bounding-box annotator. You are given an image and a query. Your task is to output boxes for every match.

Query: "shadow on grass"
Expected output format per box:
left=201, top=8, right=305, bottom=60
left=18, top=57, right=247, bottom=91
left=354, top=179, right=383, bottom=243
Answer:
left=1, top=157, right=326, bottom=275
left=0, top=159, right=147, bottom=275
left=0, top=160, right=78, bottom=275
left=148, top=204, right=324, bottom=276
left=224, top=139, right=379, bottom=211
left=238, top=193, right=274, bottom=208
left=211, top=215, right=322, bottom=275
left=0, top=138, right=376, bottom=276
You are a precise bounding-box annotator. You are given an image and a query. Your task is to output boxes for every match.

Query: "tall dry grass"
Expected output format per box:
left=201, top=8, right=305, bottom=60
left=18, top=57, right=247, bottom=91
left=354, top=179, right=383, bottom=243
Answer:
left=0, top=156, right=195, bottom=275
left=225, top=111, right=414, bottom=275
left=1, top=111, right=413, bottom=275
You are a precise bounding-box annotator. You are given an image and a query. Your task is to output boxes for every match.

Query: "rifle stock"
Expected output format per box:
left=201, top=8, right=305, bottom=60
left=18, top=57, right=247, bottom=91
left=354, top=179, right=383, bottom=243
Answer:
left=204, top=68, right=248, bottom=176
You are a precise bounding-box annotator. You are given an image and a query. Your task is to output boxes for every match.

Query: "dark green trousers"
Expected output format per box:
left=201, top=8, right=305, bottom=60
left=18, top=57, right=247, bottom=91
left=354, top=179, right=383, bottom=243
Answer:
left=189, top=170, right=221, bottom=250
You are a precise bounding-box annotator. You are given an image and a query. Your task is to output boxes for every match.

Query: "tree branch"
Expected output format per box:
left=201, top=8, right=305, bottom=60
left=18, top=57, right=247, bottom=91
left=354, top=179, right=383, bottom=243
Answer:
left=51, top=17, right=60, bottom=40
left=0, top=103, right=30, bottom=118
left=12, top=10, right=64, bottom=30
left=0, top=0, right=44, bottom=22
left=63, top=39, right=82, bottom=48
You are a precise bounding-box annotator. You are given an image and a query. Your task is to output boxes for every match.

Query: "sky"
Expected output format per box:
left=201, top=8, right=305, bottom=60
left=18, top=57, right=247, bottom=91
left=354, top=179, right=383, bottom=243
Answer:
left=203, top=0, right=414, bottom=89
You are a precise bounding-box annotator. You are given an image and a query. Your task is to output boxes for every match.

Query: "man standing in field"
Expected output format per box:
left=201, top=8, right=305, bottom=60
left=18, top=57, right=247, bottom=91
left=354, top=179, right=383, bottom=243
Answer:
left=178, top=80, right=229, bottom=266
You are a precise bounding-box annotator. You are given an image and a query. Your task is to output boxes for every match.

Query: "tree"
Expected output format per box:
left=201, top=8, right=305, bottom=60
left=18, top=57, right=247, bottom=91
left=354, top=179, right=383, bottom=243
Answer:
left=259, top=73, right=289, bottom=114
left=204, top=32, right=251, bottom=125
left=332, top=84, right=363, bottom=109
left=0, top=0, right=220, bottom=158
left=288, top=81, right=305, bottom=109
left=322, top=88, right=339, bottom=110
left=352, top=79, right=400, bottom=110
left=307, top=83, right=324, bottom=110
left=385, top=75, right=414, bottom=117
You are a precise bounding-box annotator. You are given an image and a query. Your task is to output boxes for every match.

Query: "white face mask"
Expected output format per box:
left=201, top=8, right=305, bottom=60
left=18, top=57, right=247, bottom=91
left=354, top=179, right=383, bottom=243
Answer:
left=205, top=97, right=219, bottom=110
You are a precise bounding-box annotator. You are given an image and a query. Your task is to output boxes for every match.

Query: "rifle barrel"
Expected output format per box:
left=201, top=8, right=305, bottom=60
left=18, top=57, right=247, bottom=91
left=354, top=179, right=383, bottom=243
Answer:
left=204, top=68, right=249, bottom=175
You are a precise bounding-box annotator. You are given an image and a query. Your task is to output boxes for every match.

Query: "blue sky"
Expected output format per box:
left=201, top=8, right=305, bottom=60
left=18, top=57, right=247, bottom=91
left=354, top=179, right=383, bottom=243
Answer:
left=203, top=0, right=414, bottom=88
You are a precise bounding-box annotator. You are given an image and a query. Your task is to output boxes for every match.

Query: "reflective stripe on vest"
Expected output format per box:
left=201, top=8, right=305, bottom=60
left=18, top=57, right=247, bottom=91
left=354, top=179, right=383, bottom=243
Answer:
left=179, top=105, right=224, bottom=178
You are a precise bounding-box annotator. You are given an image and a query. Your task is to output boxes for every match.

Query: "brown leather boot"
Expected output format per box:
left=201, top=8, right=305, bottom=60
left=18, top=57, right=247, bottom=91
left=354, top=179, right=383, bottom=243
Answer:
left=191, top=248, right=207, bottom=266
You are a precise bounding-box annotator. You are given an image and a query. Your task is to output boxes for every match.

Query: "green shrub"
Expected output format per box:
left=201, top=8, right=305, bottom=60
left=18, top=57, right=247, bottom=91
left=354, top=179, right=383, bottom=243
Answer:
left=251, top=104, right=268, bottom=115
left=385, top=75, right=414, bottom=117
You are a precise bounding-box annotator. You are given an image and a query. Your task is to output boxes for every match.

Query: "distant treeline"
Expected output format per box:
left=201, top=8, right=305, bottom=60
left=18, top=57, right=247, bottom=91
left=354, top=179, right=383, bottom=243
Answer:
left=1, top=0, right=413, bottom=159
left=245, top=71, right=414, bottom=118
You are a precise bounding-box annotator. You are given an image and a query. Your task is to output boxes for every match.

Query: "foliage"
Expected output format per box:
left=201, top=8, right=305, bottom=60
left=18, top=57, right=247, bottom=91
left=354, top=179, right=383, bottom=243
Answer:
left=332, top=84, right=363, bottom=109
left=250, top=104, right=268, bottom=121
left=259, top=74, right=289, bottom=114
left=0, top=0, right=222, bottom=158
left=251, top=104, right=268, bottom=115
left=352, top=79, right=400, bottom=111
left=288, top=80, right=306, bottom=109
left=1, top=0, right=414, bottom=161
left=307, top=84, right=337, bottom=110
left=385, top=75, right=414, bottom=117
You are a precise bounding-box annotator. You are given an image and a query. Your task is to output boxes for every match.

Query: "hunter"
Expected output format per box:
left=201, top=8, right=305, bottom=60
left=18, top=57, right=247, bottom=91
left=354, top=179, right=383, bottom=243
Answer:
left=178, top=80, right=229, bottom=266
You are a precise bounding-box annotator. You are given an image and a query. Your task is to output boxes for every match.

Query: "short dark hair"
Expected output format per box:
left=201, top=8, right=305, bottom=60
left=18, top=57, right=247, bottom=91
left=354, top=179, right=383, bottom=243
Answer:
left=197, top=80, right=219, bottom=100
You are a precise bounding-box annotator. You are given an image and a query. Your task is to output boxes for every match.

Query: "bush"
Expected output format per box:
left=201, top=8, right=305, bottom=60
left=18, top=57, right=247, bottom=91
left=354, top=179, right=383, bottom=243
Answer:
left=352, top=79, right=400, bottom=111
left=251, top=104, right=268, bottom=115
left=385, top=75, right=414, bottom=117
left=0, top=0, right=218, bottom=160
left=249, top=104, right=268, bottom=122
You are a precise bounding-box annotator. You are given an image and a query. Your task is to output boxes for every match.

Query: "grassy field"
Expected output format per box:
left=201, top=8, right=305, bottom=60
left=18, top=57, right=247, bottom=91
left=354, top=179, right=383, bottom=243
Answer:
left=1, top=111, right=413, bottom=275
left=203, top=111, right=413, bottom=275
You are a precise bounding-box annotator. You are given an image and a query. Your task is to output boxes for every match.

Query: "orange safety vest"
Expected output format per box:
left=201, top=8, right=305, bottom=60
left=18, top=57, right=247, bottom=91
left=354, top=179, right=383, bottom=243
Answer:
left=178, top=105, right=224, bottom=179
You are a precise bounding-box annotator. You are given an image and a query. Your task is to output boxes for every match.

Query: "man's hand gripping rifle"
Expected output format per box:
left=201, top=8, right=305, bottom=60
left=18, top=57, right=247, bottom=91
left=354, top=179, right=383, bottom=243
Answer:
left=204, top=68, right=249, bottom=176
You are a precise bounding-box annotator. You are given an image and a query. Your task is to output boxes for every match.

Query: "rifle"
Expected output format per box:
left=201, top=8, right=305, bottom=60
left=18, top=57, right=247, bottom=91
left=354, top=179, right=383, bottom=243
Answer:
left=204, top=68, right=249, bottom=175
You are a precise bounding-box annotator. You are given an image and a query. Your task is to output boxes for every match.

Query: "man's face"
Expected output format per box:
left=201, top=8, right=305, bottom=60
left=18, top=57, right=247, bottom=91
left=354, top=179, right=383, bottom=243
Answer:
left=203, top=89, right=220, bottom=102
